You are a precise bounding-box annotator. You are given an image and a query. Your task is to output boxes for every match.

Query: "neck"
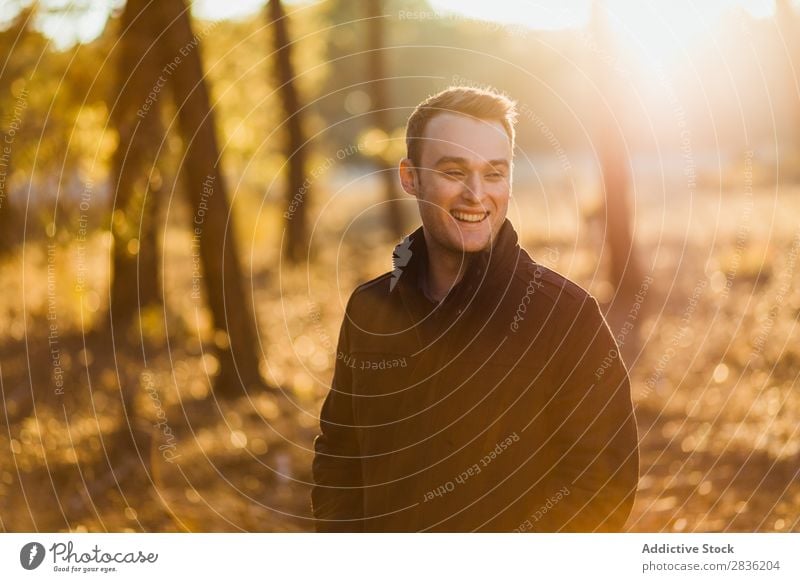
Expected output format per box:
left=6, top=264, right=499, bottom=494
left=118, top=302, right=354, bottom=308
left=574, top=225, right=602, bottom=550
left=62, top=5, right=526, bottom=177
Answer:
left=421, top=230, right=470, bottom=303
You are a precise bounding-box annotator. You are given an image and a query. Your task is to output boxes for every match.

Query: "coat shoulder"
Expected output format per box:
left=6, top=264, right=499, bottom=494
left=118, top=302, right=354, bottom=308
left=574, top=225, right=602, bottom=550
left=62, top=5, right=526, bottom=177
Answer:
left=341, top=271, right=401, bottom=335
left=347, top=271, right=393, bottom=311
left=514, top=255, right=595, bottom=311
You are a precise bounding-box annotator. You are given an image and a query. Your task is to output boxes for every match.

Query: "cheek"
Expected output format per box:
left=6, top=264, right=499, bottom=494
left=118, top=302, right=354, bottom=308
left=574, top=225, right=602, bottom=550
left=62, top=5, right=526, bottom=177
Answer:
left=489, top=188, right=510, bottom=211
left=420, top=177, right=462, bottom=213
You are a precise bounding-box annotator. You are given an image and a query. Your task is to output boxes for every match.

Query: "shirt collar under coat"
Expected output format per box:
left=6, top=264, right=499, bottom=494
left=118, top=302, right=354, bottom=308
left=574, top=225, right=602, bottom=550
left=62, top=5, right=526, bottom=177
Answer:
left=390, top=218, right=523, bottom=322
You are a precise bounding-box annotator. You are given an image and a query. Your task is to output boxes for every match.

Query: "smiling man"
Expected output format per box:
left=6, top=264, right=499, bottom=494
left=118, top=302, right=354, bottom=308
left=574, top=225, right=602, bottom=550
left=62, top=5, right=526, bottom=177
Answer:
left=312, top=86, right=639, bottom=532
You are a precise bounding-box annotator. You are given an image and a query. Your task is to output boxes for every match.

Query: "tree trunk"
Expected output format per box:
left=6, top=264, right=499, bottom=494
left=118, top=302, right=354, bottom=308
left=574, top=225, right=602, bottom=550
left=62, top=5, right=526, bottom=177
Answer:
left=776, top=0, right=800, bottom=159
left=108, top=0, right=165, bottom=331
left=0, top=9, right=31, bottom=255
left=590, top=0, right=642, bottom=292
left=160, top=0, right=265, bottom=396
left=269, top=0, right=310, bottom=263
left=366, top=0, right=404, bottom=240
left=0, top=128, right=18, bottom=255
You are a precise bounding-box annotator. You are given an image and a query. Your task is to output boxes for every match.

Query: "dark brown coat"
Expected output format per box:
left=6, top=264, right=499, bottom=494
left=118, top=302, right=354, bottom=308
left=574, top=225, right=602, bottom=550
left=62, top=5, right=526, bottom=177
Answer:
left=312, top=219, right=639, bottom=531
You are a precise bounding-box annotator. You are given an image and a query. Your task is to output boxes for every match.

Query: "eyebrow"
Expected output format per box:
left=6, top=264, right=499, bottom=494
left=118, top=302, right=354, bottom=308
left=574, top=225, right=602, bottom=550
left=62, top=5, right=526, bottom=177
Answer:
left=433, top=156, right=510, bottom=169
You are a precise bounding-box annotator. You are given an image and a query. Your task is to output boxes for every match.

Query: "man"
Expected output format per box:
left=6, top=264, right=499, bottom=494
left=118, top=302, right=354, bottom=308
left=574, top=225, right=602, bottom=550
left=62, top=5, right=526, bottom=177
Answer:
left=312, top=86, right=639, bottom=532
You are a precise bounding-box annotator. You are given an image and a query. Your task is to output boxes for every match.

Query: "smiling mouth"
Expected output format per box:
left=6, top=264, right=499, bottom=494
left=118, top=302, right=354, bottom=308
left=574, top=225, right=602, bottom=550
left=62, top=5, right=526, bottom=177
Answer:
left=451, top=210, right=489, bottom=223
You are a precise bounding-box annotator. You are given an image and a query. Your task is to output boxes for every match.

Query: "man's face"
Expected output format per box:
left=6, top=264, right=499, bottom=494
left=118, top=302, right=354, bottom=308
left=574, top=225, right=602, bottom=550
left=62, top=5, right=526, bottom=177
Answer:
left=400, top=112, right=512, bottom=256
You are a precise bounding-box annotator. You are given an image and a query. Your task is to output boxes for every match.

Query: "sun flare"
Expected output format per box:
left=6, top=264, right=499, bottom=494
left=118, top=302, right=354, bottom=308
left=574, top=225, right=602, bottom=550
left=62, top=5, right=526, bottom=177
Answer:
left=430, top=0, right=777, bottom=65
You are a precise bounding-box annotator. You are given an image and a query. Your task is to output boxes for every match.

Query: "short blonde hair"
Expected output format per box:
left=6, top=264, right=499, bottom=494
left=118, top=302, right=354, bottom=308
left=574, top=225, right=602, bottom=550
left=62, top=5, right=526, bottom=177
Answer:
left=405, top=85, right=518, bottom=166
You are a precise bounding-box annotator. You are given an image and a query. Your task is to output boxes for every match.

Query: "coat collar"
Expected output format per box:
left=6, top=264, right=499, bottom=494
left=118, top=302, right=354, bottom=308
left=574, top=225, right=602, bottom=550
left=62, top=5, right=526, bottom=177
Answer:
left=391, top=218, right=522, bottom=309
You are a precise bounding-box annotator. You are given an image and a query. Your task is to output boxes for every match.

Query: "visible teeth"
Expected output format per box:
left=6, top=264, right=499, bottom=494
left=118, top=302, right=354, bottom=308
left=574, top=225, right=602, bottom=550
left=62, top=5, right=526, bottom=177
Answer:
left=452, top=211, right=487, bottom=223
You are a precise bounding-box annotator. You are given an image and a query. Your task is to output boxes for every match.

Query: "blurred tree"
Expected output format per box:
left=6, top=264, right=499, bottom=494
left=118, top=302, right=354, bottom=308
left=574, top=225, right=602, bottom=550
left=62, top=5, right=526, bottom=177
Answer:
left=159, top=0, right=266, bottom=397
left=365, top=0, right=405, bottom=239
left=1, top=3, right=116, bottom=248
left=108, top=0, right=166, bottom=335
left=269, top=0, right=310, bottom=263
left=588, top=0, right=644, bottom=347
left=97, top=0, right=177, bottom=455
left=0, top=6, right=33, bottom=255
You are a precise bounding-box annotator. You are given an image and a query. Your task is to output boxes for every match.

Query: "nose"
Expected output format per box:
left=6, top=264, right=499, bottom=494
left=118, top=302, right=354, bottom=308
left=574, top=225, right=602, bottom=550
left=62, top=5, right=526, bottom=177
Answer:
left=462, top=171, right=484, bottom=204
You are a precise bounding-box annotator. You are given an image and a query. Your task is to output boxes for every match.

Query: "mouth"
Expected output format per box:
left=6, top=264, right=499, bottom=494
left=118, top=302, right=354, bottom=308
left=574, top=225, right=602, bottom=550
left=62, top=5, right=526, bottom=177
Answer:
left=451, top=210, right=489, bottom=224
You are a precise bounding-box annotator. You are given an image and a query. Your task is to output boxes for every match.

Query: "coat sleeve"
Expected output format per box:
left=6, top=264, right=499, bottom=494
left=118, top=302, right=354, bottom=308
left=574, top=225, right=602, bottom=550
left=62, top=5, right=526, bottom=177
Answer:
left=311, top=299, right=364, bottom=531
left=539, top=295, right=640, bottom=532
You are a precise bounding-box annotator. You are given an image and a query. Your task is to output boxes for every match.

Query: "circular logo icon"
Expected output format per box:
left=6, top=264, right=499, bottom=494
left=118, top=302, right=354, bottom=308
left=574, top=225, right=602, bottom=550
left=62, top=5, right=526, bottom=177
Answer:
left=20, top=542, right=45, bottom=570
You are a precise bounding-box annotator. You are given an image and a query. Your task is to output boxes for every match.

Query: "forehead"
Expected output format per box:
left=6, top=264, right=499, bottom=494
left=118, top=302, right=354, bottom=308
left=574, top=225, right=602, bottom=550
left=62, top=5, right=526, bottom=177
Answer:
left=420, top=112, right=511, bottom=164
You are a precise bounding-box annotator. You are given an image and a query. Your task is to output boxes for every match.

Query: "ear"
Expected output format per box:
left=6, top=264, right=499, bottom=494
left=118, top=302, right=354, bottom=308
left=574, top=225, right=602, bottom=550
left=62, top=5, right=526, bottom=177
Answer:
left=399, top=158, right=419, bottom=197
